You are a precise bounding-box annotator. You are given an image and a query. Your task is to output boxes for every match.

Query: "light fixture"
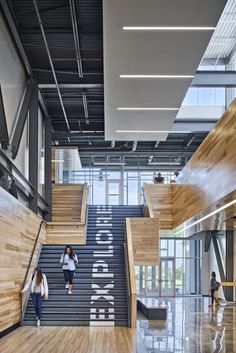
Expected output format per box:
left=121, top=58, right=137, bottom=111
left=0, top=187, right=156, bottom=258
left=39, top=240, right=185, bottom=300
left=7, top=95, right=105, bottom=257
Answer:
left=120, top=74, right=194, bottom=79
left=175, top=199, right=236, bottom=235
left=116, top=130, right=191, bottom=134
left=117, top=107, right=179, bottom=111
left=123, top=26, right=215, bottom=31
left=93, top=162, right=126, bottom=166
left=51, top=159, right=65, bottom=163
left=148, top=162, right=180, bottom=166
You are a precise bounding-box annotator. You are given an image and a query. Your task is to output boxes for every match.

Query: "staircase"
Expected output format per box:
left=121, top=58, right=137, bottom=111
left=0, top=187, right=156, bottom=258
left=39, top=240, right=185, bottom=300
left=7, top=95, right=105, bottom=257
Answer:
left=23, top=205, right=143, bottom=326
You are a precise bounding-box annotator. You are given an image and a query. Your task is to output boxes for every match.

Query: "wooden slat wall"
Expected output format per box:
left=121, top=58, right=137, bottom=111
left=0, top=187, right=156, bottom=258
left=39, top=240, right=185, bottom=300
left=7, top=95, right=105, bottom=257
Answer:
left=173, top=99, right=236, bottom=227
left=144, top=99, right=236, bottom=230
left=51, top=184, right=84, bottom=222
left=46, top=224, right=85, bottom=244
left=0, top=187, right=46, bottom=333
left=144, top=184, right=173, bottom=229
left=128, top=217, right=160, bottom=265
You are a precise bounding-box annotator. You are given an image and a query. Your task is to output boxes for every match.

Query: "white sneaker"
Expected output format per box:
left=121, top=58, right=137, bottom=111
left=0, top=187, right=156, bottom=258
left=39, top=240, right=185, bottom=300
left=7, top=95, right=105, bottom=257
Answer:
left=68, top=290, right=72, bottom=295
left=37, top=319, right=40, bottom=327
left=65, top=284, right=69, bottom=289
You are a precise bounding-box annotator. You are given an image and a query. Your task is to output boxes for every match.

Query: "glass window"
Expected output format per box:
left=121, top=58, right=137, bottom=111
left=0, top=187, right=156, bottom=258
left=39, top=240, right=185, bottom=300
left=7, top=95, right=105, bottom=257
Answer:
left=182, top=88, right=198, bottom=105
left=215, top=88, right=225, bottom=105
left=199, top=88, right=215, bottom=105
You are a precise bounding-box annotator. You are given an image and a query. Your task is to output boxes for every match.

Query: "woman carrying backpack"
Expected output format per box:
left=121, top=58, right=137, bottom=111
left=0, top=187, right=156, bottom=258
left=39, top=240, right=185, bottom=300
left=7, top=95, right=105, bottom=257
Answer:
left=209, top=271, right=220, bottom=307
left=21, top=267, right=49, bottom=326
left=60, top=245, right=78, bottom=294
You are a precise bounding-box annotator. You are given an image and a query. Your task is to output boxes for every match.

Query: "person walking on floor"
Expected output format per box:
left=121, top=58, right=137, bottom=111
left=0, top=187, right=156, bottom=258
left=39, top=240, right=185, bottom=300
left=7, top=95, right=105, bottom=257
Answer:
left=209, top=271, right=220, bottom=308
left=21, top=267, right=48, bottom=326
left=60, top=245, right=78, bottom=295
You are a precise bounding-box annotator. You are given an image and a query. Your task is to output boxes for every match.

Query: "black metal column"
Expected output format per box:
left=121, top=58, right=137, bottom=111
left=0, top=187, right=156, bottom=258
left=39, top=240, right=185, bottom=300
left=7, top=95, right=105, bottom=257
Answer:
left=44, top=117, right=52, bottom=221
left=28, top=82, right=38, bottom=213
left=0, top=84, right=9, bottom=149
left=225, top=229, right=234, bottom=301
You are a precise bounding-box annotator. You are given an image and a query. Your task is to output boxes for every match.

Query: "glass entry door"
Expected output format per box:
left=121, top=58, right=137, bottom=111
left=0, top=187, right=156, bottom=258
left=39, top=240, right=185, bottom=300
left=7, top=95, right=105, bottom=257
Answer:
left=137, top=259, right=175, bottom=297
left=160, top=259, right=175, bottom=297
left=105, top=179, right=121, bottom=205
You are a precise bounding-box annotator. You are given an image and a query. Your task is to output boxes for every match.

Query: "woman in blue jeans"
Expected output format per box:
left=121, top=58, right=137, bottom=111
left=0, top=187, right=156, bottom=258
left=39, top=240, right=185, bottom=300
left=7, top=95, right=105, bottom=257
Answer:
left=21, top=267, right=49, bottom=326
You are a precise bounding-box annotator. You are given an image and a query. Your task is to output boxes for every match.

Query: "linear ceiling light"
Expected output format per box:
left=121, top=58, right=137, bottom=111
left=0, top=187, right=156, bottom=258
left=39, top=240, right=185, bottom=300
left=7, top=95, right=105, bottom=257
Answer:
left=123, top=26, right=215, bottom=31
left=120, top=75, right=194, bottom=79
left=117, top=107, right=179, bottom=111
left=93, top=162, right=126, bottom=166
left=175, top=199, right=236, bottom=235
left=116, top=130, right=191, bottom=133
left=51, top=159, right=65, bottom=163
left=148, top=162, right=180, bottom=166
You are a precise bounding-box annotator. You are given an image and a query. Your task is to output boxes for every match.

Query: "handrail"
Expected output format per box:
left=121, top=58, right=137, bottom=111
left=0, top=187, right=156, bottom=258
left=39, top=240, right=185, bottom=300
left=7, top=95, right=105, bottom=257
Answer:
left=20, top=220, right=46, bottom=324
left=124, top=218, right=137, bottom=328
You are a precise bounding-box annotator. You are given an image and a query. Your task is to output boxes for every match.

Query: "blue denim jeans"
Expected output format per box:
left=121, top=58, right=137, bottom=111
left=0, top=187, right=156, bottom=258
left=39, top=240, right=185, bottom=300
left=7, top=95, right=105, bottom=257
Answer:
left=31, top=293, right=43, bottom=319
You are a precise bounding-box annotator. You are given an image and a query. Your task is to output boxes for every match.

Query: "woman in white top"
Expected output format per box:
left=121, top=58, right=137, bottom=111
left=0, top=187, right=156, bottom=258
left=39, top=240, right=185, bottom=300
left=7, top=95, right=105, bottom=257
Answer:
left=21, top=267, right=48, bottom=326
left=60, top=245, right=78, bottom=294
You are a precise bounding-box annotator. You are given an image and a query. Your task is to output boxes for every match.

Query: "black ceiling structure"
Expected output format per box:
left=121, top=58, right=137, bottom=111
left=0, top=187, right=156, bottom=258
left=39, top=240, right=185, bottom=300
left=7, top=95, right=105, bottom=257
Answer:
left=4, top=0, right=211, bottom=169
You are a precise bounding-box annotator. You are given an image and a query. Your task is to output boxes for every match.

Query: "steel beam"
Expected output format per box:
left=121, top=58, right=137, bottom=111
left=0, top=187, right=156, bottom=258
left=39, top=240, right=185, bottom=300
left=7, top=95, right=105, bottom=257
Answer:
left=225, top=229, right=234, bottom=301
left=82, top=92, right=89, bottom=125
left=0, top=84, right=9, bottom=149
left=32, top=0, right=70, bottom=131
left=204, top=231, right=212, bottom=252
left=69, top=0, right=83, bottom=78
left=44, top=117, right=52, bottom=221
left=11, top=80, right=35, bottom=159
left=39, top=83, right=103, bottom=89
left=0, top=0, right=31, bottom=77
left=28, top=82, right=38, bottom=213
left=192, top=70, right=236, bottom=87
left=211, top=234, right=226, bottom=283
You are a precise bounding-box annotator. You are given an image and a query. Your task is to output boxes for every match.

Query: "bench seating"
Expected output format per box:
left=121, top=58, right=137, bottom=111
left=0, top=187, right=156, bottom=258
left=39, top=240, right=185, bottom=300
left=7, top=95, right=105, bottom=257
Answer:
left=137, top=298, right=168, bottom=320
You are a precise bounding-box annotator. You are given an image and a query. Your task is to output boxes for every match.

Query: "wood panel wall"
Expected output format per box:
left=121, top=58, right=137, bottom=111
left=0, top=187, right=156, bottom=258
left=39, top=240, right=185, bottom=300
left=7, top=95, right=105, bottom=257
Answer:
left=51, top=184, right=85, bottom=222
left=144, top=99, right=236, bottom=230
left=46, top=223, right=86, bottom=244
left=127, top=217, right=160, bottom=265
left=0, top=187, right=46, bottom=333
left=144, top=184, right=173, bottom=229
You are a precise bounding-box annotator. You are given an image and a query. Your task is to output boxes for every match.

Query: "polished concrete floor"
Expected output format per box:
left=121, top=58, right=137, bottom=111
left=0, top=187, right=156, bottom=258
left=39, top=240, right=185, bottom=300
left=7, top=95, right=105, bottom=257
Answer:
left=137, top=297, right=236, bottom=353
left=0, top=298, right=235, bottom=353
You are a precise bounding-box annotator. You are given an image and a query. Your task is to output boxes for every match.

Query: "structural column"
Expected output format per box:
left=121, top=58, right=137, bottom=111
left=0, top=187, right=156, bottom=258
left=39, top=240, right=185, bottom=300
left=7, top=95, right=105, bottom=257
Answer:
left=225, top=229, right=234, bottom=301
left=28, top=82, right=38, bottom=213
left=44, top=117, right=52, bottom=221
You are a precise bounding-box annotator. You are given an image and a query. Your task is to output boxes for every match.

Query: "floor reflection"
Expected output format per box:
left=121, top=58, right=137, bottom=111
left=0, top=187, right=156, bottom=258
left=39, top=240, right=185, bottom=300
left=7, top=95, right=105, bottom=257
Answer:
left=137, top=297, right=236, bottom=353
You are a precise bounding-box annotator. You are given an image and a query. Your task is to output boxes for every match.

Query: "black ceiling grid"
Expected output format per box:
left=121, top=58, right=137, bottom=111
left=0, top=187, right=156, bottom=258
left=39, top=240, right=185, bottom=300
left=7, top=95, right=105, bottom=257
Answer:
left=7, top=0, right=208, bottom=168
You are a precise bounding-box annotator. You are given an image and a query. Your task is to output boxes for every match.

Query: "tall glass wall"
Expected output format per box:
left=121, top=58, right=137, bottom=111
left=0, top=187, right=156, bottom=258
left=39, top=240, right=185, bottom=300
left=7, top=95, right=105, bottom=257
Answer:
left=135, top=239, right=202, bottom=297
left=55, top=167, right=177, bottom=205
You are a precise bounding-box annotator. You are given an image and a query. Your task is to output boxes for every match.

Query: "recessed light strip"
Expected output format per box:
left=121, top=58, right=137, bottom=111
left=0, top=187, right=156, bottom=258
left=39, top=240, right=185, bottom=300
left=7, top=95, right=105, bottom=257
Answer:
left=120, top=75, right=194, bottom=79
left=123, top=26, right=215, bottom=31
left=116, top=130, right=191, bottom=134
left=175, top=199, right=236, bottom=235
left=117, top=107, right=179, bottom=111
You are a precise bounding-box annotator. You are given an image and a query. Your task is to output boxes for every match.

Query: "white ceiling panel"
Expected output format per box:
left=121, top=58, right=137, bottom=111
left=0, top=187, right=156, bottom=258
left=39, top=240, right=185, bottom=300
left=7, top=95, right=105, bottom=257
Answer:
left=103, top=0, right=227, bottom=141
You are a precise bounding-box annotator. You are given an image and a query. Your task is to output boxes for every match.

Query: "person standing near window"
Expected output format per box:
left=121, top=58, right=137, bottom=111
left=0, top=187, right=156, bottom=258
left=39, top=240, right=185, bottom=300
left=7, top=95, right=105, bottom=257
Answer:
left=154, top=172, right=165, bottom=184
left=60, top=245, right=78, bottom=294
left=209, top=271, right=220, bottom=307
left=21, top=267, right=48, bottom=326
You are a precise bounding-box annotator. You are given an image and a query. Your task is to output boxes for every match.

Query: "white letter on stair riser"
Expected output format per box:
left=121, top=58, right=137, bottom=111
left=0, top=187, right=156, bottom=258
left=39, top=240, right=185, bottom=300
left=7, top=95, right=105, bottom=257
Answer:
left=96, top=230, right=113, bottom=244
left=96, top=206, right=112, bottom=214
left=90, top=308, right=115, bottom=320
left=93, top=245, right=114, bottom=257
left=91, top=282, right=114, bottom=304
left=92, top=260, right=114, bottom=278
